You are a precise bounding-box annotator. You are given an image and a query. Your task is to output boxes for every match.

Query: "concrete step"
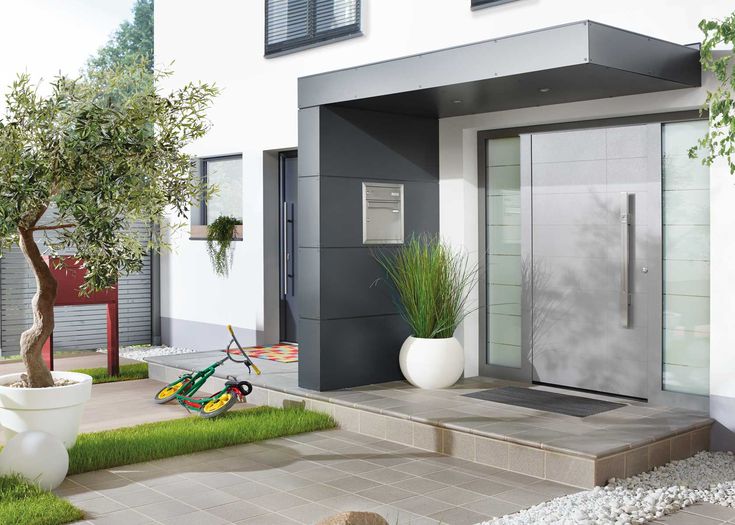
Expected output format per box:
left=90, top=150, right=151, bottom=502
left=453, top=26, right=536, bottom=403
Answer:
left=148, top=360, right=712, bottom=489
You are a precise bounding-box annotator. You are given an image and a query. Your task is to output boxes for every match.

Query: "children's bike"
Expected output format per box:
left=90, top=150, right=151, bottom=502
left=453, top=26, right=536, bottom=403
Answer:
left=153, top=325, right=261, bottom=418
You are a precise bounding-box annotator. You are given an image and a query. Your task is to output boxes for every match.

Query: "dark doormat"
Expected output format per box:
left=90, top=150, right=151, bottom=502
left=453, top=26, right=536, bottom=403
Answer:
left=463, top=386, right=626, bottom=417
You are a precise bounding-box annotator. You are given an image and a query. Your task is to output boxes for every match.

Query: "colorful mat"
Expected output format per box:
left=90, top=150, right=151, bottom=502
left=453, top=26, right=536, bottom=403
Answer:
left=232, top=343, right=298, bottom=363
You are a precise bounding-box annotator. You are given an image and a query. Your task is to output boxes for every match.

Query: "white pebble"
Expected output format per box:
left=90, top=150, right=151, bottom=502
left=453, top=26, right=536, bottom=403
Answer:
left=480, top=452, right=735, bottom=525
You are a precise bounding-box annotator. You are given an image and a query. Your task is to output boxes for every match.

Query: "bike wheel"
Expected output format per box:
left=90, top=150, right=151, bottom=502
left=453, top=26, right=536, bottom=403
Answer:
left=199, top=391, right=237, bottom=418
left=154, top=378, right=190, bottom=404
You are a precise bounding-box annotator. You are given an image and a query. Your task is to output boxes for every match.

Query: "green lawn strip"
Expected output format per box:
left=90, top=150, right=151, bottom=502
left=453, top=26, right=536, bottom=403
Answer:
left=70, top=362, right=148, bottom=384
left=68, top=406, right=336, bottom=474
left=0, top=475, right=83, bottom=525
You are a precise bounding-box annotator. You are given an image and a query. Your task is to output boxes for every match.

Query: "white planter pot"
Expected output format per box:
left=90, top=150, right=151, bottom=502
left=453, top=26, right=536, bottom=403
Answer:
left=399, top=336, right=464, bottom=389
left=0, top=371, right=92, bottom=449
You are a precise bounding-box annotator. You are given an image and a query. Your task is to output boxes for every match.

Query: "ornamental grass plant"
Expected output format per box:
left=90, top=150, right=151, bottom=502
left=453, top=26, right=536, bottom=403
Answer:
left=374, top=235, right=476, bottom=339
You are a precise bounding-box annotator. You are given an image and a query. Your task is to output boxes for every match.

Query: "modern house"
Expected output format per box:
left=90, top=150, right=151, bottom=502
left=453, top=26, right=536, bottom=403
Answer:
left=154, top=0, right=735, bottom=451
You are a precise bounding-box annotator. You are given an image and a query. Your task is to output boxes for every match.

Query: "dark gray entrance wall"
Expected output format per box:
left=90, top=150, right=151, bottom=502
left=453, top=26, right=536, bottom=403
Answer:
left=297, top=105, right=439, bottom=391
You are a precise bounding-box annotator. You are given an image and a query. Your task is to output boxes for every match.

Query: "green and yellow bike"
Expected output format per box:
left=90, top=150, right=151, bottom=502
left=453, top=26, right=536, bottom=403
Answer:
left=154, top=325, right=261, bottom=418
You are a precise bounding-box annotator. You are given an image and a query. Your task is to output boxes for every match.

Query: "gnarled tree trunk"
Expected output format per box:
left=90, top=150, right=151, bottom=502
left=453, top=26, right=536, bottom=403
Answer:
left=17, top=227, right=55, bottom=388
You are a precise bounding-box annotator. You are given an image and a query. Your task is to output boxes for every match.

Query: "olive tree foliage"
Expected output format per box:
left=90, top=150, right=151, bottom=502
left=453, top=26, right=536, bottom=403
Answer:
left=690, top=12, right=735, bottom=173
left=0, top=65, right=218, bottom=386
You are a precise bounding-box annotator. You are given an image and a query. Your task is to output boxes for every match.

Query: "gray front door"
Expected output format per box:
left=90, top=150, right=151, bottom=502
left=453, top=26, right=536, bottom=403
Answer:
left=530, top=124, right=661, bottom=399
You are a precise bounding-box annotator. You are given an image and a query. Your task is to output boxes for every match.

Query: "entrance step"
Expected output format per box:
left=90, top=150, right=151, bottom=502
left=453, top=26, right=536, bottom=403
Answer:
left=147, top=357, right=712, bottom=489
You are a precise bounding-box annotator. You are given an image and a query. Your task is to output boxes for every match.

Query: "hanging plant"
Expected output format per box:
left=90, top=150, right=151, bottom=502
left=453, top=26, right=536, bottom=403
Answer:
left=206, top=215, right=241, bottom=277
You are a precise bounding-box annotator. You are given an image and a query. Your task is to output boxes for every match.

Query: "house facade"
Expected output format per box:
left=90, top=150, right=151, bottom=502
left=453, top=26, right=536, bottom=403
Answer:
left=155, top=0, right=735, bottom=449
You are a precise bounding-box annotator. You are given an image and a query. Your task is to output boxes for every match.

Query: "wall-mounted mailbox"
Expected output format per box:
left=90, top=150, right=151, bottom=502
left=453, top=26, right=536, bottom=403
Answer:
left=362, top=182, right=404, bottom=244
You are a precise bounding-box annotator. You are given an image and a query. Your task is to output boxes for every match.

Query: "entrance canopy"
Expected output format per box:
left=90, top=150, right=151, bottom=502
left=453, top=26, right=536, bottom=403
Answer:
left=298, top=21, right=700, bottom=118
left=295, top=21, right=701, bottom=391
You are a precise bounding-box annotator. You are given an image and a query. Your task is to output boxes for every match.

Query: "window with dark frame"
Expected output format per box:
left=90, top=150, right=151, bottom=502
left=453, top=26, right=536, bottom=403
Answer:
left=265, top=0, right=361, bottom=57
left=198, top=155, right=243, bottom=226
left=471, top=0, right=519, bottom=9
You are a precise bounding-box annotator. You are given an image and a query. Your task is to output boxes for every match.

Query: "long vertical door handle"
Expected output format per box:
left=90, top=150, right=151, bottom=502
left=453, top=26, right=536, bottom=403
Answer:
left=283, top=202, right=288, bottom=297
left=620, top=192, right=630, bottom=328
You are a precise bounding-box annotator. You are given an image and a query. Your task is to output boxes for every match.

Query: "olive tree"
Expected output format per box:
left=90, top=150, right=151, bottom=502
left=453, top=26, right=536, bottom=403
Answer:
left=0, top=65, right=217, bottom=387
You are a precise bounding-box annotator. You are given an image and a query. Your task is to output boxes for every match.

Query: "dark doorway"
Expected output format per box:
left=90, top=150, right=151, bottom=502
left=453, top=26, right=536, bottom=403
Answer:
left=279, top=151, right=298, bottom=343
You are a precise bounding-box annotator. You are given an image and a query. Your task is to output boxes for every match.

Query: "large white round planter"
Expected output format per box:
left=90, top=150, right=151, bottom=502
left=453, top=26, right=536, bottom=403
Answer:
left=0, top=371, right=92, bottom=449
left=399, top=336, right=464, bottom=389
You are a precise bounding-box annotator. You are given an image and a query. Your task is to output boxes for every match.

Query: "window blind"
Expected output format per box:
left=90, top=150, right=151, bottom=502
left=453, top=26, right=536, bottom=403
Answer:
left=265, top=0, right=361, bottom=56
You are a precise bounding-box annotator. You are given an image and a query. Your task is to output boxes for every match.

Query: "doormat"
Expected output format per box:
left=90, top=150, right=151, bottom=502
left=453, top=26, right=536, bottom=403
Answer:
left=463, top=386, right=625, bottom=417
left=229, top=343, right=298, bottom=363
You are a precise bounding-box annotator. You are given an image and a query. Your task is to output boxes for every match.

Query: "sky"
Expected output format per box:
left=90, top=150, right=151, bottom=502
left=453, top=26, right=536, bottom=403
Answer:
left=0, top=0, right=137, bottom=108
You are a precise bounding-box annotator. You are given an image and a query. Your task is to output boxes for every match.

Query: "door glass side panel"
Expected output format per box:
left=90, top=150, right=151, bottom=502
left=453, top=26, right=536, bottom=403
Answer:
left=486, top=138, right=522, bottom=368
left=662, top=120, right=710, bottom=396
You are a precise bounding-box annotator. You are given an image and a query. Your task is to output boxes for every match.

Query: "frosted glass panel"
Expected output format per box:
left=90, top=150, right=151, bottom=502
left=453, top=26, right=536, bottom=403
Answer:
left=486, top=137, right=522, bottom=368
left=489, top=284, right=521, bottom=315
left=662, top=121, right=709, bottom=395
left=487, top=165, right=520, bottom=194
left=488, top=343, right=522, bottom=368
left=487, top=138, right=521, bottom=166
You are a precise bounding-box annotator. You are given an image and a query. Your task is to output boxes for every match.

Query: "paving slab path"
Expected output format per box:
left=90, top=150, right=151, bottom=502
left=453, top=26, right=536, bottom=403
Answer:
left=59, top=428, right=580, bottom=525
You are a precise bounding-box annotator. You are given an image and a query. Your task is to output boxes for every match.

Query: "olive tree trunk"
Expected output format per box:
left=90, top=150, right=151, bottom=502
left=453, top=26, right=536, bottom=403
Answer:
left=17, top=227, right=56, bottom=388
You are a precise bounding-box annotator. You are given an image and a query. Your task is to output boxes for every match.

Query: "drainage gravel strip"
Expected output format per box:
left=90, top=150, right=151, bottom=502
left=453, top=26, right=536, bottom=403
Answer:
left=479, top=451, right=735, bottom=525
left=97, top=345, right=197, bottom=362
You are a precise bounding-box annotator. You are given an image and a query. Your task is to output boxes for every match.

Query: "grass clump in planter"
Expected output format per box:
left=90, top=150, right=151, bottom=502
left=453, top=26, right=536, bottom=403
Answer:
left=374, top=235, right=476, bottom=338
left=70, top=363, right=148, bottom=384
left=206, top=215, right=242, bottom=277
left=0, top=474, right=83, bottom=525
left=68, top=406, right=335, bottom=474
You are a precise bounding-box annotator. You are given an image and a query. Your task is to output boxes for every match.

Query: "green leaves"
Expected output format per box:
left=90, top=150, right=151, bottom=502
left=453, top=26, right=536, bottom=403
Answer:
left=374, top=235, right=477, bottom=339
left=0, top=63, right=219, bottom=293
left=87, top=0, right=153, bottom=75
left=690, top=13, right=735, bottom=175
left=206, top=215, right=242, bottom=277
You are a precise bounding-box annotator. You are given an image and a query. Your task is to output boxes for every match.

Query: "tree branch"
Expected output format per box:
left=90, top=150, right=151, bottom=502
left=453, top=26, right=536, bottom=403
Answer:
left=28, top=223, right=76, bottom=232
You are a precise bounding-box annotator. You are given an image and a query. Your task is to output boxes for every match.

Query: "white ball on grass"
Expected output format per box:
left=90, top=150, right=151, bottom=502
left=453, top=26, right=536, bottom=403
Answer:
left=0, top=431, right=69, bottom=490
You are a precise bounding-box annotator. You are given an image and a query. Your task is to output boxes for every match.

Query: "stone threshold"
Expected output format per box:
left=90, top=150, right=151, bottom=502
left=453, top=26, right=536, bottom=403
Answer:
left=148, top=361, right=712, bottom=489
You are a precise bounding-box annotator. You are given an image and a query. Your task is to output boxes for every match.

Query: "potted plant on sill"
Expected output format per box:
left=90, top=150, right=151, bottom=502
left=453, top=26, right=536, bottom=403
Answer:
left=375, top=235, right=476, bottom=389
left=0, top=64, right=217, bottom=448
left=206, top=215, right=242, bottom=277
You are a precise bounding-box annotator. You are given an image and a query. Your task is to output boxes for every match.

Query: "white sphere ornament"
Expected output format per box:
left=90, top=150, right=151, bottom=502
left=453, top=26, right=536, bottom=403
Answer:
left=0, top=431, right=69, bottom=490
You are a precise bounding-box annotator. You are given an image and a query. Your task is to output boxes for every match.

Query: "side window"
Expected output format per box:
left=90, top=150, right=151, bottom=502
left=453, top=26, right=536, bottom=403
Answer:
left=190, top=155, right=243, bottom=238
left=202, top=156, right=243, bottom=225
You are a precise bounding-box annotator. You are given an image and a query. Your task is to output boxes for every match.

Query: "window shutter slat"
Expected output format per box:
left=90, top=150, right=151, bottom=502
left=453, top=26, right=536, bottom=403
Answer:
left=315, top=0, right=358, bottom=33
left=266, top=0, right=360, bottom=55
left=266, top=0, right=309, bottom=45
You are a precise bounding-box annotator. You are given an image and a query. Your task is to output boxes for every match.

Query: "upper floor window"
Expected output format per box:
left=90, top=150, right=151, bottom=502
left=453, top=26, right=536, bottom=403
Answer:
left=265, top=0, right=361, bottom=57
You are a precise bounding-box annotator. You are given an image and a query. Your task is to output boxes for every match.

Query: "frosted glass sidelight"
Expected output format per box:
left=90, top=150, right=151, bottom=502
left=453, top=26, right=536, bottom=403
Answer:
left=662, top=121, right=710, bottom=396
left=486, top=137, right=522, bottom=368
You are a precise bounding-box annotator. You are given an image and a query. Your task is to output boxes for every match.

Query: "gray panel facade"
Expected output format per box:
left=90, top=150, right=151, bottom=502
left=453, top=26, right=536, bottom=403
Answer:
left=297, top=106, right=439, bottom=390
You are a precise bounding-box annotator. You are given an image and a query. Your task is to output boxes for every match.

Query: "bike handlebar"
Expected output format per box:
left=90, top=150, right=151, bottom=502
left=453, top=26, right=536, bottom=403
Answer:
left=225, top=325, right=261, bottom=375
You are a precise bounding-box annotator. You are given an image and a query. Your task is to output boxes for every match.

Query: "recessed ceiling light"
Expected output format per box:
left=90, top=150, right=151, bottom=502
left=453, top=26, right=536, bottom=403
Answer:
left=539, top=87, right=551, bottom=93
left=452, top=99, right=463, bottom=104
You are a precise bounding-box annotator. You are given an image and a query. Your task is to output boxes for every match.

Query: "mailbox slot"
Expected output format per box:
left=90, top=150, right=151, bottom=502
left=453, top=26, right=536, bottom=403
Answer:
left=362, top=182, right=404, bottom=245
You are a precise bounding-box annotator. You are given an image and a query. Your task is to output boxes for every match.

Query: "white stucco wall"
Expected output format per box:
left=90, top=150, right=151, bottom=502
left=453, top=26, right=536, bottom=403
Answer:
left=155, top=0, right=734, bottom=407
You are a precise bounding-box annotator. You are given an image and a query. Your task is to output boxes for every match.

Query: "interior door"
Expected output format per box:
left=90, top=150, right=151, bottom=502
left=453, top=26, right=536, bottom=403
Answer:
left=530, top=124, right=661, bottom=399
left=280, top=152, right=298, bottom=343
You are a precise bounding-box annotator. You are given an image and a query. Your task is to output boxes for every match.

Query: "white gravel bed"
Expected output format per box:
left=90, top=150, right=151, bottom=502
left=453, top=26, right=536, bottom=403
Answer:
left=97, top=345, right=198, bottom=362
left=481, top=451, right=735, bottom=525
